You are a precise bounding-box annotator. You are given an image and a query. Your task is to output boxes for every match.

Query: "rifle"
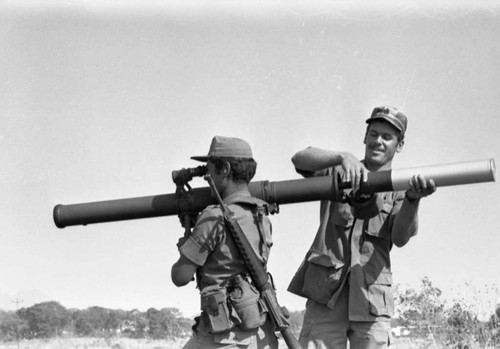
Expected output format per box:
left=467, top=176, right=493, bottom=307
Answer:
left=53, top=159, right=496, bottom=228
left=204, top=173, right=302, bottom=349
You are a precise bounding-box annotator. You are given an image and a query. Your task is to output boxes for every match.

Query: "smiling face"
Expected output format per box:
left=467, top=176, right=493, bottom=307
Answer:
left=363, top=120, right=404, bottom=171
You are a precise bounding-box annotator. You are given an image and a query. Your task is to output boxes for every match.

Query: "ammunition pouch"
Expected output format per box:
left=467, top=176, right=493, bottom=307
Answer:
left=200, top=285, right=234, bottom=334
left=227, top=274, right=267, bottom=331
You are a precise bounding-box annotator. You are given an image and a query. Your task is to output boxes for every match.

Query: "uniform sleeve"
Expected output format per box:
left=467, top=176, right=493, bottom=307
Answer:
left=295, top=166, right=331, bottom=178
left=178, top=207, right=224, bottom=266
left=388, top=190, right=416, bottom=238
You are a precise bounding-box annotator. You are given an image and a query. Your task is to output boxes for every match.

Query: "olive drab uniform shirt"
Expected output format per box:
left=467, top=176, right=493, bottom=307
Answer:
left=287, top=166, right=407, bottom=322
left=179, top=191, right=273, bottom=291
left=178, top=191, right=277, bottom=348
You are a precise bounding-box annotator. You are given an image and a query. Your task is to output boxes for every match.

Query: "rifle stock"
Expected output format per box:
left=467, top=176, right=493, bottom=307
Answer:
left=54, top=159, right=495, bottom=228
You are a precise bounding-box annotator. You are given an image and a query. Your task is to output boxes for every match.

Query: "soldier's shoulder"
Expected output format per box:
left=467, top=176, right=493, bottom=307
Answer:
left=228, top=194, right=267, bottom=207
left=200, top=204, right=223, bottom=217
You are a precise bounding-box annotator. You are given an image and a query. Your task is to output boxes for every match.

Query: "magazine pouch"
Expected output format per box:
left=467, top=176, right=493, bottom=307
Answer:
left=200, top=284, right=234, bottom=334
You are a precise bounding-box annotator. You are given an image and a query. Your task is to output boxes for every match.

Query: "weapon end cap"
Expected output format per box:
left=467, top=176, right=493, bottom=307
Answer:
left=53, top=204, right=66, bottom=229
left=490, top=158, right=496, bottom=182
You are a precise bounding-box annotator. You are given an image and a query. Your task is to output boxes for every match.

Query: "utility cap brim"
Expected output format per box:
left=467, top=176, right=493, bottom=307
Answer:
left=191, top=135, right=254, bottom=162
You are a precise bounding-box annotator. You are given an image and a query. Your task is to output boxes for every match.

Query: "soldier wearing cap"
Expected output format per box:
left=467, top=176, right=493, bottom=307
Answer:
left=171, top=136, right=279, bottom=349
left=287, top=106, right=436, bottom=348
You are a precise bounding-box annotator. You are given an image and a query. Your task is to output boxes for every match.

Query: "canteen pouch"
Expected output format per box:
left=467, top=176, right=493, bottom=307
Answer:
left=228, top=275, right=266, bottom=331
left=200, top=284, right=234, bottom=334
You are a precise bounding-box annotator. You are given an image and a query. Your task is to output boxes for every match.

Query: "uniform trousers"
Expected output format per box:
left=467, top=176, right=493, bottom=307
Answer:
left=298, top=285, right=391, bottom=349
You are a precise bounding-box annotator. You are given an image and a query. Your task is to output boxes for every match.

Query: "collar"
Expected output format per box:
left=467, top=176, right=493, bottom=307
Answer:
left=223, top=191, right=253, bottom=205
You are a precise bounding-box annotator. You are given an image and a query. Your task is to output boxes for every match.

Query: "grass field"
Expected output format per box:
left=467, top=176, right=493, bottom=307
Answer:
left=0, top=337, right=468, bottom=349
left=0, top=337, right=189, bottom=349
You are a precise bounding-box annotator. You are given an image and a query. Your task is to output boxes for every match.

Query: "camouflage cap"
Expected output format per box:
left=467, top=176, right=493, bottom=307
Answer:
left=366, top=106, right=407, bottom=137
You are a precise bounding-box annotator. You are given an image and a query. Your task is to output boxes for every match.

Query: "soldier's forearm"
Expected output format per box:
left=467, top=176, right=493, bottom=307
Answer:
left=292, top=147, right=350, bottom=172
left=392, top=197, right=420, bottom=247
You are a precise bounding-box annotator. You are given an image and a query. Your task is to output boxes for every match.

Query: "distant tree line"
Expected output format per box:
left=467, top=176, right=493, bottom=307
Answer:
left=0, top=301, right=305, bottom=342
left=1, top=277, right=499, bottom=347
left=0, top=302, right=193, bottom=341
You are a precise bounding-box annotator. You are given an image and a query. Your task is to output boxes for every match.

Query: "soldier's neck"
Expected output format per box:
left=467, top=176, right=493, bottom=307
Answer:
left=364, top=159, right=393, bottom=172
left=221, top=181, right=250, bottom=199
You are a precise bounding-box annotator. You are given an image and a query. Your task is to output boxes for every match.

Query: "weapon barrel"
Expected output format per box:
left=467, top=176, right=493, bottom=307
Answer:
left=54, top=158, right=495, bottom=228
left=388, top=158, right=495, bottom=191
left=53, top=187, right=214, bottom=228
left=356, top=158, right=496, bottom=193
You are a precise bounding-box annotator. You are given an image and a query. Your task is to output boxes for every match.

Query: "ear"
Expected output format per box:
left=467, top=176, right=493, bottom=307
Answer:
left=222, top=160, right=231, bottom=177
left=396, top=139, right=404, bottom=153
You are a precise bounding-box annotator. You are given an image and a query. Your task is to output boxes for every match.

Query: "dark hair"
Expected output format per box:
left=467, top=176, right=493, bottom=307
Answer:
left=211, top=157, right=257, bottom=183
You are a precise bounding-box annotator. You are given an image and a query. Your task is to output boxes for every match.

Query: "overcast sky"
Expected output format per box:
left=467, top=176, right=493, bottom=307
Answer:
left=1, top=0, right=499, bottom=320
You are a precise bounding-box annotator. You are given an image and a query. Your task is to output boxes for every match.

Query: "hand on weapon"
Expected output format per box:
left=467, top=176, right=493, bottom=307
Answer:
left=172, top=166, right=206, bottom=248
left=179, top=212, right=199, bottom=229
left=176, top=212, right=199, bottom=248
left=405, top=174, right=437, bottom=202
left=339, top=153, right=368, bottom=193
left=176, top=233, right=190, bottom=249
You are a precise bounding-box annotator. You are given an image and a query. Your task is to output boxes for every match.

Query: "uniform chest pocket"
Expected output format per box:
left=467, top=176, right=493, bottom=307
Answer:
left=300, top=253, right=345, bottom=305
left=364, top=269, right=394, bottom=318
left=364, top=202, right=393, bottom=239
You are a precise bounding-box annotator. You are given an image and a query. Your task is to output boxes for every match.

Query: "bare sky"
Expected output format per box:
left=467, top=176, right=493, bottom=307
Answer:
left=1, top=0, right=499, bottom=319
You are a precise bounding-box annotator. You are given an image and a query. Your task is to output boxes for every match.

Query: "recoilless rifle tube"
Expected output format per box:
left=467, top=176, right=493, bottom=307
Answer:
left=53, top=158, right=496, bottom=228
